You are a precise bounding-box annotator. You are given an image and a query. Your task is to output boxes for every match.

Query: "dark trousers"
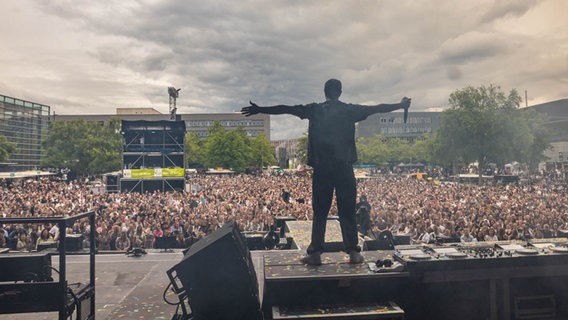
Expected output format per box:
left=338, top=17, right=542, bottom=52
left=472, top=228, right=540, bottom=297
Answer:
left=307, top=163, right=361, bottom=254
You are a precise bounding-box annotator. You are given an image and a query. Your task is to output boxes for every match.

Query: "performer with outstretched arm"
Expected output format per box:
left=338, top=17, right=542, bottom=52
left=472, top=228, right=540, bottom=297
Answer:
left=242, top=79, right=411, bottom=265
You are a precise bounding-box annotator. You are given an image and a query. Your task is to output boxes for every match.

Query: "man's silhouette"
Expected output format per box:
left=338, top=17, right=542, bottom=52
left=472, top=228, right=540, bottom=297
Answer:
left=242, top=79, right=410, bottom=265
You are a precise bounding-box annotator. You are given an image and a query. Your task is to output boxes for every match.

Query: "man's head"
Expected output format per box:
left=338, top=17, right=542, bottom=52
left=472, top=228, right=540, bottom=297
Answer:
left=324, top=79, right=342, bottom=100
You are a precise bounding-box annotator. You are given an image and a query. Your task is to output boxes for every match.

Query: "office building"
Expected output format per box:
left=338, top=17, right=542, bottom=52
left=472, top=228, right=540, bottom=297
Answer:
left=0, top=94, right=50, bottom=171
left=54, top=108, right=270, bottom=139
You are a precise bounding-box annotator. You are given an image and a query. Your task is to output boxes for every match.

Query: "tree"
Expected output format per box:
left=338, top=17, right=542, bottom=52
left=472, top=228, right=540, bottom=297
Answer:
left=192, top=123, right=275, bottom=172
left=437, top=84, right=523, bottom=180
left=384, top=137, right=411, bottom=164
left=357, top=135, right=421, bottom=168
left=202, top=122, right=250, bottom=172
left=0, top=135, right=17, bottom=162
left=80, top=119, right=123, bottom=174
left=432, top=110, right=465, bottom=173
left=410, top=135, right=435, bottom=164
left=42, top=119, right=122, bottom=176
left=185, top=132, right=205, bottom=168
left=296, top=132, right=309, bottom=165
left=246, top=133, right=275, bottom=169
left=509, top=108, right=551, bottom=171
left=357, top=135, right=390, bottom=166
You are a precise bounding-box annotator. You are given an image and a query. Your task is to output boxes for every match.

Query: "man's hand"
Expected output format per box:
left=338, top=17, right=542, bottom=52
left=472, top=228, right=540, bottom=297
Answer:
left=400, top=97, right=411, bottom=109
left=241, top=101, right=260, bottom=117
left=401, top=97, right=411, bottom=124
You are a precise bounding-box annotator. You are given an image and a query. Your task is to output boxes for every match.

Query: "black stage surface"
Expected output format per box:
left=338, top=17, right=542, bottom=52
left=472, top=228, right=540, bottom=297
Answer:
left=3, top=239, right=568, bottom=319
left=285, top=220, right=344, bottom=251
left=0, top=249, right=399, bottom=320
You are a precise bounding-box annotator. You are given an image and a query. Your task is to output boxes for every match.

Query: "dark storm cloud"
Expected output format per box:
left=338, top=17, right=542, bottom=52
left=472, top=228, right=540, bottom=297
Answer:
left=35, top=1, right=414, bottom=113
left=439, top=31, right=511, bottom=64
left=479, top=0, right=539, bottom=24
left=35, top=1, right=375, bottom=112
left=0, top=0, right=567, bottom=139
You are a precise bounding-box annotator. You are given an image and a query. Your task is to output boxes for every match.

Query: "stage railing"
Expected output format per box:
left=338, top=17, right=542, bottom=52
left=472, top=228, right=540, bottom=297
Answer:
left=0, top=211, right=96, bottom=320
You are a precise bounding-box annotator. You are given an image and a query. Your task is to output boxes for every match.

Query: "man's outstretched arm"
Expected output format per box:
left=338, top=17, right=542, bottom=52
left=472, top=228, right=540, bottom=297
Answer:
left=365, top=97, right=411, bottom=123
left=241, top=101, right=301, bottom=117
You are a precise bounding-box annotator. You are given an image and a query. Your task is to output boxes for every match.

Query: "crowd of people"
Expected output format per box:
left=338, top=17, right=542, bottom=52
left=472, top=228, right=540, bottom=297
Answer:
left=1, top=169, right=567, bottom=252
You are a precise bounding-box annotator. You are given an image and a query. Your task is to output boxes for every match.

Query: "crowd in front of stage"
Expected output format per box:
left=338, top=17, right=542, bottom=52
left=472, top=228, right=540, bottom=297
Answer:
left=1, top=168, right=567, bottom=252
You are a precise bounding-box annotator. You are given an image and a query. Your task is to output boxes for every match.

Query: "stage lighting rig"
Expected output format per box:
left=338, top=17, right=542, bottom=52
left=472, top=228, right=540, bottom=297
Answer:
left=168, top=87, right=181, bottom=120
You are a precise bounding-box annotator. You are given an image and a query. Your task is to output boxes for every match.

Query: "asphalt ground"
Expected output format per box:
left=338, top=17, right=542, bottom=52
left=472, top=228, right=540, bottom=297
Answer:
left=1, top=250, right=197, bottom=320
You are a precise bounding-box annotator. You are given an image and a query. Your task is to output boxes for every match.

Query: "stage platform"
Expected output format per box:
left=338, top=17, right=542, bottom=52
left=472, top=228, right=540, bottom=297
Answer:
left=263, top=250, right=403, bottom=280
left=262, top=250, right=410, bottom=320
left=285, top=220, right=344, bottom=251
left=258, top=242, right=568, bottom=320
left=3, top=241, right=568, bottom=319
left=0, top=249, right=406, bottom=320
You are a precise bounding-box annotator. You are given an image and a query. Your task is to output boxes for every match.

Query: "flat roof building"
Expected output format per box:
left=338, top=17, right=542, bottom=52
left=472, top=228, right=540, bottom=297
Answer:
left=54, top=108, right=271, bottom=140
left=527, top=99, right=568, bottom=163
left=3, top=94, right=565, bottom=172
left=0, top=94, right=50, bottom=171
left=357, top=110, right=442, bottom=142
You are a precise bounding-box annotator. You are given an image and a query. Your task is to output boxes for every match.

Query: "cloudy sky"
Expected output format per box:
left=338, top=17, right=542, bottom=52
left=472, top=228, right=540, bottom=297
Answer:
left=1, top=0, right=567, bottom=140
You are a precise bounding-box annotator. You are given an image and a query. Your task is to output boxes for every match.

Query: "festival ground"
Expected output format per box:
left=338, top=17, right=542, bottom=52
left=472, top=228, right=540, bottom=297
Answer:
left=0, top=250, right=185, bottom=320
left=3, top=221, right=568, bottom=319
left=4, top=247, right=568, bottom=320
left=1, top=249, right=409, bottom=320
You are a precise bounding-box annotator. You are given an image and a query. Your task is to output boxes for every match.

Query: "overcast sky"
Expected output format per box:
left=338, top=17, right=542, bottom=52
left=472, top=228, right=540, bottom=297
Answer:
left=1, top=0, right=567, bottom=140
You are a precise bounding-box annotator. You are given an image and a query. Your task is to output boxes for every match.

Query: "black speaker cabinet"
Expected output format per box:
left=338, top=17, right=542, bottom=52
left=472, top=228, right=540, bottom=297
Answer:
left=245, top=234, right=264, bottom=250
left=168, top=221, right=261, bottom=320
left=65, top=234, right=83, bottom=251
left=155, top=236, right=178, bottom=249
left=364, top=239, right=394, bottom=251
left=0, top=252, right=52, bottom=282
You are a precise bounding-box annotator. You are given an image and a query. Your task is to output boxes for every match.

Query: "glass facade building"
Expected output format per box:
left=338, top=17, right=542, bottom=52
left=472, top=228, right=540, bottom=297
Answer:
left=0, top=94, right=51, bottom=170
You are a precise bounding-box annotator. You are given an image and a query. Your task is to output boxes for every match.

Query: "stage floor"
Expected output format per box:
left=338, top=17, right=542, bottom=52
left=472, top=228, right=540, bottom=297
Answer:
left=285, top=220, right=343, bottom=251
left=264, top=250, right=402, bottom=280
left=0, top=248, right=399, bottom=320
left=0, top=250, right=193, bottom=320
left=6, top=245, right=568, bottom=320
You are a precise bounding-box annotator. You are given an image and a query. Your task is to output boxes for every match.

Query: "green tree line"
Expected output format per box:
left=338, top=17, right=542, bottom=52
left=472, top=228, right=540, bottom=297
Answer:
left=41, top=119, right=123, bottom=175
left=37, top=84, right=551, bottom=176
left=41, top=119, right=275, bottom=175
left=355, top=84, right=550, bottom=178
left=185, top=121, right=275, bottom=172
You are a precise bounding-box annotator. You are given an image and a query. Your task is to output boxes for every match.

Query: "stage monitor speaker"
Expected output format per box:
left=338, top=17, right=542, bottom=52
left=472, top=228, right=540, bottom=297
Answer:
left=245, top=234, right=264, bottom=251
left=155, top=236, right=178, bottom=249
left=168, top=221, right=261, bottom=320
left=37, top=242, right=57, bottom=252
left=394, top=235, right=411, bottom=245
left=65, top=234, right=83, bottom=251
left=275, top=216, right=296, bottom=238
left=0, top=252, right=52, bottom=282
left=364, top=239, right=394, bottom=251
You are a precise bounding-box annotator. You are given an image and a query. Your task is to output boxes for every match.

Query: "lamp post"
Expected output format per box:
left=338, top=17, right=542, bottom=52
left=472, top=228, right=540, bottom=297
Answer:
left=168, top=87, right=181, bottom=120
